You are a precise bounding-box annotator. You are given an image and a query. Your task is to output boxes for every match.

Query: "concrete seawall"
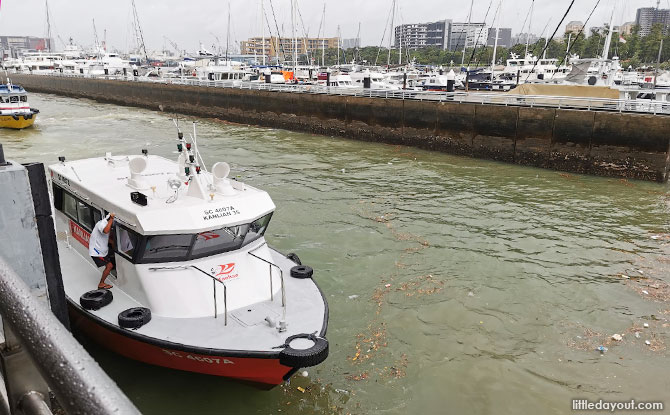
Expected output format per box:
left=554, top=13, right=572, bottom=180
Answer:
left=13, top=74, right=670, bottom=182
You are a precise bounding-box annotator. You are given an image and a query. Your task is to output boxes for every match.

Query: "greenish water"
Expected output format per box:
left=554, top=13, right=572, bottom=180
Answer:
left=2, top=94, right=670, bottom=414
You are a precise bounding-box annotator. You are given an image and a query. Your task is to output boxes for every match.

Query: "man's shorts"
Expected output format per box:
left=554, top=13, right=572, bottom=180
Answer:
left=92, top=252, right=115, bottom=268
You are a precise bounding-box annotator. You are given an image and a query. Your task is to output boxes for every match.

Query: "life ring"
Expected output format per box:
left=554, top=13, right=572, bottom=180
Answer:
left=290, top=265, right=313, bottom=279
left=118, top=307, right=152, bottom=329
left=80, top=289, right=113, bottom=311
left=286, top=253, right=302, bottom=265
left=278, top=333, right=329, bottom=368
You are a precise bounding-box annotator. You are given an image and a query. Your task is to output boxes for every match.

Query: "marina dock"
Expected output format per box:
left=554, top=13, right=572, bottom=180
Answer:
left=11, top=73, right=670, bottom=182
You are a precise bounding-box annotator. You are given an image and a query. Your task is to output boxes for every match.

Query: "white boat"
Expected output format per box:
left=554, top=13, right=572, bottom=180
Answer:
left=48, top=124, right=329, bottom=386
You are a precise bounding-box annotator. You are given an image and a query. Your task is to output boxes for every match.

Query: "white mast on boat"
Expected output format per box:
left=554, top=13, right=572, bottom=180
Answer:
left=131, top=0, right=148, bottom=64
left=601, top=7, right=615, bottom=61
left=462, top=0, right=474, bottom=67
left=525, top=0, right=534, bottom=57
left=337, top=25, right=341, bottom=66
left=45, top=0, right=53, bottom=52
left=387, top=0, right=396, bottom=68
left=261, top=0, right=266, bottom=65
left=291, top=0, right=297, bottom=72
left=225, top=2, right=231, bottom=63
left=321, top=4, right=326, bottom=67
left=491, top=0, right=503, bottom=79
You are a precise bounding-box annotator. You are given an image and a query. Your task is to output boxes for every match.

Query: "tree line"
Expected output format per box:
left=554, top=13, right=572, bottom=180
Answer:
left=295, top=24, right=669, bottom=69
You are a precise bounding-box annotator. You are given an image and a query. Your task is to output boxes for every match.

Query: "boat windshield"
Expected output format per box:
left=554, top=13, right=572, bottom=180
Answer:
left=137, top=212, right=273, bottom=263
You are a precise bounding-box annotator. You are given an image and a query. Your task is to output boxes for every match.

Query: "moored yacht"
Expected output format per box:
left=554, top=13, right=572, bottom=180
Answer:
left=0, top=81, right=39, bottom=129
left=48, top=124, right=329, bottom=386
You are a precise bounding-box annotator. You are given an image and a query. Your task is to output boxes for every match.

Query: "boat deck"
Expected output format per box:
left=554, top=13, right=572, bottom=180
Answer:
left=59, top=238, right=327, bottom=353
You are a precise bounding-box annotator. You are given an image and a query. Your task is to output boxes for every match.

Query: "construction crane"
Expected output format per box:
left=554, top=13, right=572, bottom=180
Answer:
left=163, top=36, right=183, bottom=57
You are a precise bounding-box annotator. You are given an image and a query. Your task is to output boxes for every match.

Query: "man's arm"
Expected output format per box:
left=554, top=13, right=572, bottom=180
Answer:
left=103, top=213, right=115, bottom=234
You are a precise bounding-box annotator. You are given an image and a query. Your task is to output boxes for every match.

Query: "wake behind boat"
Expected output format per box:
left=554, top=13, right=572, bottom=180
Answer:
left=0, top=81, right=39, bottom=129
left=48, top=124, right=328, bottom=386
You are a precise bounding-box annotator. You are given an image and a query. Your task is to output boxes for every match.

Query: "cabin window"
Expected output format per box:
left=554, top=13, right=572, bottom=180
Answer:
left=54, top=184, right=101, bottom=230
left=142, top=234, right=193, bottom=262
left=191, top=225, right=247, bottom=258
left=9, top=96, right=18, bottom=103
left=116, top=226, right=139, bottom=260
left=63, top=192, right=78, bottom=219
left=242, top=213, right=273, bottom=246
left=77, top=201, right=94, bottom=230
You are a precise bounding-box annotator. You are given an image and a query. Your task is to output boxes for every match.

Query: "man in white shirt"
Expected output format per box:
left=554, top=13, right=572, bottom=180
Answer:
left=89, top=213, right=115, bottom=289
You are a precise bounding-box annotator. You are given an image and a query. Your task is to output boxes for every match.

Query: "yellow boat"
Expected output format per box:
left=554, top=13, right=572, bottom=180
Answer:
left=0, top=82, right=39, bottom=130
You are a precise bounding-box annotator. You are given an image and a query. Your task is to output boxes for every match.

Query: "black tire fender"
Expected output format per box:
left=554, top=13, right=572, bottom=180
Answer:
left=118, top=307, right=152, bottom=329
left=286, top=252, right=301, bottom=265
left=80, top=289, right=113, bottom=311
left=278, top=333, right=329, bottom=368
left=290, top=265, right=313, bottom=279
left=12, top=114, right=19, bottom=121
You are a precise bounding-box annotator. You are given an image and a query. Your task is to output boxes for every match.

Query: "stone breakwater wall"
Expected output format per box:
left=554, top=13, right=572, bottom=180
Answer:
left=14, top=74, right=670, bottom=182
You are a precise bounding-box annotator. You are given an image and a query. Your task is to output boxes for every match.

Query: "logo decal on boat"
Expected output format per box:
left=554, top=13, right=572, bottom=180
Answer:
left=213, top=263, right=239, bottom=281
left=69, top=220, right=90, bottom=248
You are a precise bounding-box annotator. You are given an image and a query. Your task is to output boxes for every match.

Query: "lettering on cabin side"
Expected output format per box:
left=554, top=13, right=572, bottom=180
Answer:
left=202, top=206, right=240, bottom=221
left=69, top=220, right=90, bottom=248
left=54, top=172, right=70, bottom=187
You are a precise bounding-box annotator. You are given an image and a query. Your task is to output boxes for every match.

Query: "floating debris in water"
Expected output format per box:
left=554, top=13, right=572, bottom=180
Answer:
left=301, top=371, right=309, bottom=377
left=348, top=295, right=359, bottom=300
left=645, top=340, right=652, bottom=346
left=644, top=323, right=650, bottom=328
left=611, top=334, right=623, bottom=342
left=596, top=346, right=608, bottom=354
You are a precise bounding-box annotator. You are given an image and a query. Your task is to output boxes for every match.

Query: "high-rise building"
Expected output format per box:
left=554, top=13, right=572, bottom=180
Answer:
left=240, top=36, right=339, bottom=60
left=618, top=22, right=636, bottom=36
left=635, top=7, right=670, bottom=36
left=565, top=21, right=585, bottom=35
left=341, top=38, right=361, bottom=49
left=0, top=36, right=53, bottom=59
left=486, top=28, right=512, bottom=48
left=448, top=22, right=487, bottom=51
left=512, top=33, right=539, bottom=46
left=394, top=20, right=450, bottom=50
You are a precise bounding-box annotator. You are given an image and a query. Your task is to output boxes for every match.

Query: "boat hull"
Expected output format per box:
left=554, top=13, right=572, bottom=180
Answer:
left=0, top=113, right=36, bottom=129
left=68, top=300, right=295, bottom=387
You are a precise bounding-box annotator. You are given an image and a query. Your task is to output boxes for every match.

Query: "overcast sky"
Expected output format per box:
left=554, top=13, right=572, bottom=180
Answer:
left=0, top=0, right=667, bottom=53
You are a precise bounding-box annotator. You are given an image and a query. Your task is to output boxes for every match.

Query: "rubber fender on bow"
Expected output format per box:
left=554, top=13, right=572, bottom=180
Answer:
left=278, top=333, right=329, bottom=368
left=290, top=265, right=313, bottom=279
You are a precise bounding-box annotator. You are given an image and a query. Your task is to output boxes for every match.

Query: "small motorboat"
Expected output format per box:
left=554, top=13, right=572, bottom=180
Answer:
left=48, top=123, right=329, bottom=387
left=0, top=81, right=39, bottom=129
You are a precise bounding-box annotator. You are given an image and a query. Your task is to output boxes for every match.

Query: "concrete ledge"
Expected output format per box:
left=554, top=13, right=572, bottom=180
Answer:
left=12, top=74, right=670, bottom=182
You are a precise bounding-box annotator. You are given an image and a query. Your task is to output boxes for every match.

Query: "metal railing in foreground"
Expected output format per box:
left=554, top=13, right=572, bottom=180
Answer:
left=0, top=256, right=140, bottom=415
left=27, top=71, right=670, bottom=116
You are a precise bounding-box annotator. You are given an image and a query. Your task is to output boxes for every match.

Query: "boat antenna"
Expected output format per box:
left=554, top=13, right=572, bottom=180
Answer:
left=523, top=0, right=575, bottom=82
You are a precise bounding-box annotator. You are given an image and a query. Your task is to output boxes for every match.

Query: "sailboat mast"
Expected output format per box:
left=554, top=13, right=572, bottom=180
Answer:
left=491, top=0, right=503, bottom=75
left=226, top=1, right=231, bottom=62
left=261, top=0, right=266, bottom=65
left=337, top=25, right=341, bottom=66
left=321, top=4, right=326, bottom=66
left=525, top=0, right=534, bottom=57
left=291, top=0, right=297, bottom=71
left=601, top=7, right=615, bottom=61
left=387, top=0, right=396, bottom=67
left=45, top=0, right=52, bottom=52
left=462, top=0, right=474, bottom=66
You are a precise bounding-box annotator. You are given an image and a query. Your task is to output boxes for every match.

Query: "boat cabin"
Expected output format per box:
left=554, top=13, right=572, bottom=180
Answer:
left=49, top=154, right=282, bottom=319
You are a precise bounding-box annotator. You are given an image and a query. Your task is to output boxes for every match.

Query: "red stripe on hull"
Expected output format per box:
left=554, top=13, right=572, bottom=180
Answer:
left=68, top=304, right=292, bottom=386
